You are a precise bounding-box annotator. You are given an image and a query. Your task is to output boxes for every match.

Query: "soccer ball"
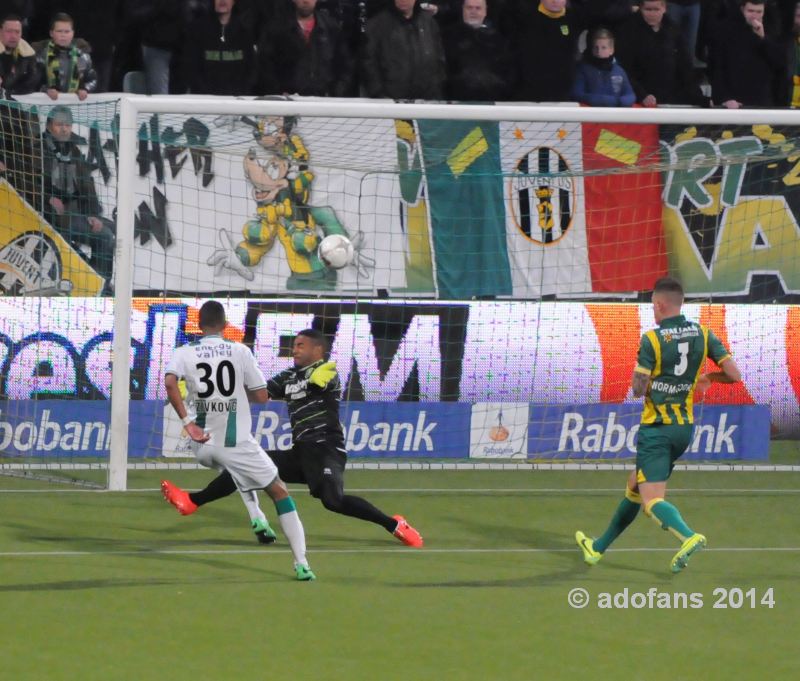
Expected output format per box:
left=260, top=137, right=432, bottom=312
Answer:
left=318, top=234, right=354, bottom=269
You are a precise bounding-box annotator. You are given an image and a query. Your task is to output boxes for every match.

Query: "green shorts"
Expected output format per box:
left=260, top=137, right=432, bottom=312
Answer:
left=635, top=424, right=694, bottom=484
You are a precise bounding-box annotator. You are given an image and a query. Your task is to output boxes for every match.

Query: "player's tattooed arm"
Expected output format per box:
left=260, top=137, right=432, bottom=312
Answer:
left=631, top=371, right=651, bottom=398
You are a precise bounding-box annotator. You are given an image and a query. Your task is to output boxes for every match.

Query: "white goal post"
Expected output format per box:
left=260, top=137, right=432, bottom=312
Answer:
left=109, top=97, right=800, bottom=490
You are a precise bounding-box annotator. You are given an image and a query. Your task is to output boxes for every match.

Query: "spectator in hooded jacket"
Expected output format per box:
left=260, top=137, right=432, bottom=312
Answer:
left=0, top=13, right=39, bottom=94
left=33, top=12, right=96, bottom=100
left=259, top=0, right=355, bottom=96
left=443, top=0, right=514, bottom=100
left=361, top=0, right=446, bottom=99
left=615, top=0, right=707, bottom=106
left=709, top=0, right=785, bottom=107
left=572, top=27, right=635, bottom=106
left=184, top=0, right=257, bottom=95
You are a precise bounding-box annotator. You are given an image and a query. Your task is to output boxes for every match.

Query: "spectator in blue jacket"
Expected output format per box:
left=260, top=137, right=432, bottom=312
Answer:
left=572, top=27, right=635, bottom=106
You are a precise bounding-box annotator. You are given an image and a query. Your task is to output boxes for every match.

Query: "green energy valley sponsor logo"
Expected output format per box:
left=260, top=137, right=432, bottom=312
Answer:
left=508, top=146, right=575, bottom=244
left=0, top=231, right=68, bottom=295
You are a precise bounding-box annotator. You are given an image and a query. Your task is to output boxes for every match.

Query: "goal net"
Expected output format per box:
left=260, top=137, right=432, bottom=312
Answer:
left=0, top=95, right=796, bottom=489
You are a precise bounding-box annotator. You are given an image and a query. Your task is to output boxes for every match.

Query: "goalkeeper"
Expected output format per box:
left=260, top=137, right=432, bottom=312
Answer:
left=162, top=329, right=424, bottom=548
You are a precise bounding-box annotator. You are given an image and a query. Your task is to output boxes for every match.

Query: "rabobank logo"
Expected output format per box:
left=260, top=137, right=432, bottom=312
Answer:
left=0, top=408, right=110, bottom=454
left=254, top=408, right=437, bottom=453
left=558, top=411, right=639, bottom=454
left=470, top=404, right=528, bottom=459
left=252, top=402, right=471, bottom=458
left=343, top=410, right=437, bottom=452
left=535, top=404, right=770, bottom=460
left=557, top=411, right=740, bottom=455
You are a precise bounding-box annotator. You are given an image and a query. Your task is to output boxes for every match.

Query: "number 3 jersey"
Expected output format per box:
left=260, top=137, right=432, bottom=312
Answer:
left=635, top=314, right=731, bottom=427
left=165, top=335, right=267, bottom=447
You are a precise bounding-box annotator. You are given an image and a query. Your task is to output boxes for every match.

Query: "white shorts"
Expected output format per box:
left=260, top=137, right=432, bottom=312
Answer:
left=191, top=440, right=278, bottom=492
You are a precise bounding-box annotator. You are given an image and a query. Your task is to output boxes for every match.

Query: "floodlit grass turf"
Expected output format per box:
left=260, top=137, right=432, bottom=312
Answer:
left=1, top=470, right=798, bottom=681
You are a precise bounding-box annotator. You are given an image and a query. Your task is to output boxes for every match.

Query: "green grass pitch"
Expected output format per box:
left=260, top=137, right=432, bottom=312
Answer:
left=1, top=469, right=798, bottom=680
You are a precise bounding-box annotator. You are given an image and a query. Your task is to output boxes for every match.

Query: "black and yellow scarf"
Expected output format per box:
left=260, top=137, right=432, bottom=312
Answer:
left=45, top=41, right=80, bottom=92
left=538, top=2, right=566, bottom=18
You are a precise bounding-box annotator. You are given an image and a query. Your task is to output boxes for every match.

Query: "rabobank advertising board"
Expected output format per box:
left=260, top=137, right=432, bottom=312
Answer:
left=0, top=400, right=768, bottom=460
left=1, top=401, right=472, bottom=459
left=528, top=404, right=771, bottom=461
left=248, top=402, right=471, bottom=458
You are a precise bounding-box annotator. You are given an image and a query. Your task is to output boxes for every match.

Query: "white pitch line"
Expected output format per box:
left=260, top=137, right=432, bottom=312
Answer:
left=3, top=487, right=800, bottom=494
left=1, top=546, right=799, bottom=558
left=4, top=462, right=800, bottom=472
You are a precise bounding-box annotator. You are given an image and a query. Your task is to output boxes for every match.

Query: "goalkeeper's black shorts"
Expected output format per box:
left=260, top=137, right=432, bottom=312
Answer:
left=268, top=440, right=347, bottom=498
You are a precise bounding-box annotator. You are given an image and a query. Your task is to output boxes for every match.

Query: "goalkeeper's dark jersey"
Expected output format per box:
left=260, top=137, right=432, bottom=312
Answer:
left=635, top=314, right=731, bottom=426
left=267, top=359, right=345, bottom=446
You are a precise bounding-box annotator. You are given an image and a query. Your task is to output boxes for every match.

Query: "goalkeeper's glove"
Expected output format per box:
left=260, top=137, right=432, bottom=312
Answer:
left=308, top=361, right=337, bottom=388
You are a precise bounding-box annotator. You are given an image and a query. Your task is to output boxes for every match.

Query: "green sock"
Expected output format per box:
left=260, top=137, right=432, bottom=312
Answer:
left=647, top=499, right=695, bottom=542
left=593, top=497, right=640, bottom=553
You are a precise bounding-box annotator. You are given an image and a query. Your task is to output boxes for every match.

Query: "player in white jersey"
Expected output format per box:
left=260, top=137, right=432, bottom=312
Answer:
left=162, top=300, right=315, bottom=581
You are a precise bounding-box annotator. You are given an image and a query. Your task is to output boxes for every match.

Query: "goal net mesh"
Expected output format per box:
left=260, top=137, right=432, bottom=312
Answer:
left=0, top=97, right=796, bottom=487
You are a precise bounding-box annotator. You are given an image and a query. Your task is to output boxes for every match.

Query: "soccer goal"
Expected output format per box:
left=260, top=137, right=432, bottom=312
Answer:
left=2, top=95, right=798, bottom=490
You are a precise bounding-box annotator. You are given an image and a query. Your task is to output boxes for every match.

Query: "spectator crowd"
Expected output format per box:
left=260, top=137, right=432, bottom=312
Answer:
left=0, top=0, right=799, bottom=107
left=1, top=0, right=800, bottom=294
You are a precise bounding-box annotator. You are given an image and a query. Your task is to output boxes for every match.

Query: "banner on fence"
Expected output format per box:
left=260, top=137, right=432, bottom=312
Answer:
left=7, top=96, right=799, bottom=298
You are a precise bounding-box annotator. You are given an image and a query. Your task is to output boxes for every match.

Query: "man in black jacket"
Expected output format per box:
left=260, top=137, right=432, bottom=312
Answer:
left=42, top=106, right=114, bottom=283
left=259, top=0, right=354, bottom=96
left=184, top=0, right=257, bottom=95
left=503, top=0, right=583, bottom=102
left=615, top=0, right=706, bottom=106
left=0, top=13, right=38, bottom=94
left=709, top=0, right=785, bottom=107
left=361, top=0, right=446, bottom=99
left=443, top=0, right=513, bottom=100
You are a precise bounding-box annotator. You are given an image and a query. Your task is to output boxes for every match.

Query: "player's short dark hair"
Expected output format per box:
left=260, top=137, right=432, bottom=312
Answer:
left=739, top=0, right=764, bottom=6
left=2, top=14, right=23, bottom=25
left=199, top=300, right=226, bottom=329
left=296, top=329, right=329, bottom=352
left=653, top=276, right=684, bottom=303
left=50, top=12, right=74, bottom=29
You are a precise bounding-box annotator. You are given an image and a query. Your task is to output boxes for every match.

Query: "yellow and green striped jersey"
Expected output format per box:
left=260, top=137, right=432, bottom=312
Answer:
left=635, top=314, right=731, bottom=426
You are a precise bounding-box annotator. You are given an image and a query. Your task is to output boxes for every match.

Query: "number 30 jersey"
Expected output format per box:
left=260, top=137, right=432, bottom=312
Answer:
left=635, top=314, right=731, bottom=426
left=165, top=334, right=267, bottom=447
